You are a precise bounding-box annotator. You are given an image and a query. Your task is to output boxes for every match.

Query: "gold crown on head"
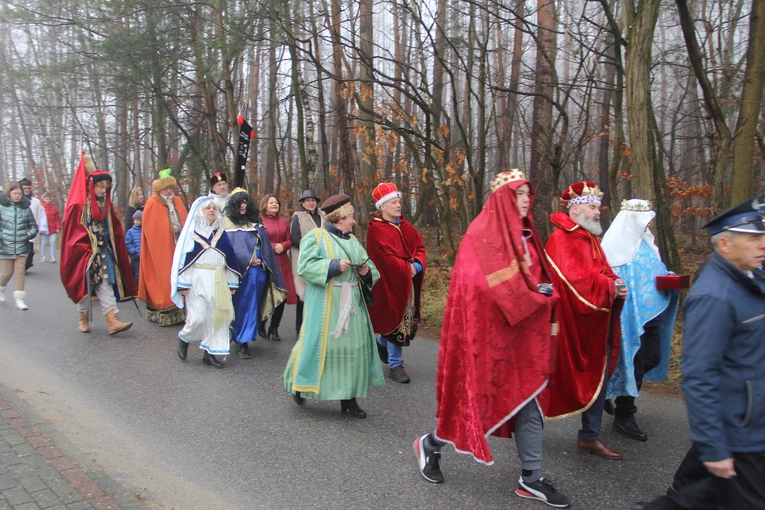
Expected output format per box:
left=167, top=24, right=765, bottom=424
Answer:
left=230, top=187, right=249, bottom=196
left=490, top=168, right=527, bottom=193
left=620, top=199, right=653, bottom=212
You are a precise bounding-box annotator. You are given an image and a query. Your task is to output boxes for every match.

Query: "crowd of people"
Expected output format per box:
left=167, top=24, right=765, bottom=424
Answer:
left=0, top=159, right=763, bottom=509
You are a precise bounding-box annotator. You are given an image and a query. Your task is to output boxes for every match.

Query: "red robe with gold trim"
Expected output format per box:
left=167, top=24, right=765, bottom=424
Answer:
left=542, top=211, right=622, bottom=419
left=366, top=216, right=426, bottom=344
left=434, top=181, right=559, bottom=465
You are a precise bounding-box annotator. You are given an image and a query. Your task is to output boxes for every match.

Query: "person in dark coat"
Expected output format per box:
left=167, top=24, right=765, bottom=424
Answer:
left=634, top=195, right=765, bottom=510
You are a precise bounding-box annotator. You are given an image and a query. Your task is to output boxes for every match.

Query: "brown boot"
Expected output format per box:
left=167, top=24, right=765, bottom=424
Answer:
left=106, top=310, right=132, bottom=335
left=78, top=312, right=90, bottom=333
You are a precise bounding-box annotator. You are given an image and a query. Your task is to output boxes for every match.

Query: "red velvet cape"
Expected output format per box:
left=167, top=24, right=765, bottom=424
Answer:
left=434, top=181, right=558, bottom=465
left=262, top=214, right=297, bottom=305
left=60, top=158, right=136, bottom=304
left=366, top=216, right=426, bottom=342
left=542, top=212, right=622, bottom=419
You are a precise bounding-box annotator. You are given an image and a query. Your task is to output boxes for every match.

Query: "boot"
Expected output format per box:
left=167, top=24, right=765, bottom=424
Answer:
left=13, top=291, right=28, bottom=310
left=292, top=391, right=304, bottom=406
left=258, top=321, right=268, bottom=339
left=78, top=312, right=90, bottom=333
left=239, top=342, right=252, bottom=359
left=202, top=351, right=223, bottom=369
left=269, top=326, right=282, bottom=342
left=340, top=398, right=366, bottom=419
left=105, top=310, right=132, bottom=335
left=0, top=285, right=6, bottom=304
left=177, top=339, right=189, bottom=360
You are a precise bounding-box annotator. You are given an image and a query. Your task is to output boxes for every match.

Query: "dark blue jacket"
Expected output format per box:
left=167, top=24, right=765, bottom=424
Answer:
left=125, top=225, right=141, bottom=259
left=682, top=252, right=765, bottom=462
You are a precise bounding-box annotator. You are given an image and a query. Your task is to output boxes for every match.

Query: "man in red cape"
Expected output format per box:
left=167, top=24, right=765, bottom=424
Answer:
left=60, top=153, right=136, bottom=335
left=366, top=182, right=426, bottom=384
left=413, top=170, right=570, bottom=509
left=543, top=181, right=626, bottom=460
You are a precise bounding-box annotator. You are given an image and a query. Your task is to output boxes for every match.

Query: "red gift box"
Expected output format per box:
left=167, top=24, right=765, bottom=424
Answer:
left=656, top=274, right=690, bottom=291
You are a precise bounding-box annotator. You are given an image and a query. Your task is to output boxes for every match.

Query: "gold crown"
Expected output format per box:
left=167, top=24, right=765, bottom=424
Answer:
left=490, top=169, right=527, bottom=193
left=230, top=187, right=249, bottom=196
left=620, top=199, right=653, bottom=212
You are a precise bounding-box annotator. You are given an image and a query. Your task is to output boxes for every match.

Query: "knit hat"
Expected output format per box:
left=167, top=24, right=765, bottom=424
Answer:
left=132, top=210, right=143, bottom=220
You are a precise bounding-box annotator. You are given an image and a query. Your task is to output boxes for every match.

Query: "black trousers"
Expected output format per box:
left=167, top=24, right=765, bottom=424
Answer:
left=296, top=300, right=304, bottom=333
left=615, top=315, right=662, bottom=418
left=646, top=444, right=765, bottom=509
left=26, top=241, right=34, bottom=270
left=262, top=302, right=285, bottom=331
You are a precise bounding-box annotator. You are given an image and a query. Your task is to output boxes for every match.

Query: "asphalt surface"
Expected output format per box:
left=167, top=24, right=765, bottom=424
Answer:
left=0, top=256, right=692, bottom=509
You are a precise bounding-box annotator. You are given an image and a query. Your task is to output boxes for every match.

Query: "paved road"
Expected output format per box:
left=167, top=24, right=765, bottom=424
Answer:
left=0, top=257, right=691, bottom=509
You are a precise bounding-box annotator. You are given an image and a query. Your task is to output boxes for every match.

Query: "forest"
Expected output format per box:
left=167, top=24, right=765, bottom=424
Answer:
left=0, top=0, right=763, bottom=270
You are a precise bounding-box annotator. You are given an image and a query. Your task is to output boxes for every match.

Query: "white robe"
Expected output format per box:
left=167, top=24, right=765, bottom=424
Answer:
left=177, top=247, right=238, bottom=355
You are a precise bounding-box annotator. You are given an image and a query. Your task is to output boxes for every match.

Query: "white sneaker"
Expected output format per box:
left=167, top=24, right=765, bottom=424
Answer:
left=14, top=291, right=28, bottom=310
left=49, top=255, right=56, bottom=263
left=40, top=256, right=46, bottom=263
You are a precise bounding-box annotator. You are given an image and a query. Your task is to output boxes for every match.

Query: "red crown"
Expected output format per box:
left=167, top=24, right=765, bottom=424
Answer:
left=372, top=182, right=401, bottom=208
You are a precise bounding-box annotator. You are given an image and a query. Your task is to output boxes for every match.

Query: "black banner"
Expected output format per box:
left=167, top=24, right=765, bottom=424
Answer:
left=234, top=117, right=253, bottom=189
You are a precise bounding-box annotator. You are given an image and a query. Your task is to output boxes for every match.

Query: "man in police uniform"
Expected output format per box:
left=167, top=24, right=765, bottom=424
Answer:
left=635, top=196, right=765, bottom=509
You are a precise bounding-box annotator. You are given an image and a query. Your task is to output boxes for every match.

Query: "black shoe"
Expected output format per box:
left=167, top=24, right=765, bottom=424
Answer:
left=340, top=398, right=366, bottom=418
left=389, top=365, right=411, bottom=383
left=177, top=339, right=189, bottom=360
left=413, top=434, right=444, bottom=483
left=376, top=339, right=389, bottom=364
left=516, top=477, right=570, bottom=508
left=269, top=327, right=281, bottom=342
left=614, top=416, right=648, bottom=441
left=239, top=342, right=252, bottom=359
left=202, top=351, right=223, bottom=369
left=604, top=398, right=614, bottom=416
left=258, top=322, right=268, bottom=339
left=292, top=391, right=304, bottom=406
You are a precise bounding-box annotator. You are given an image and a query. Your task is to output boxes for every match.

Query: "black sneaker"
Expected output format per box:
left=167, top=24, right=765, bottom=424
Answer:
left=413, top=434, right=444, bottom=483
left=516, top=477, right=570, bottom=508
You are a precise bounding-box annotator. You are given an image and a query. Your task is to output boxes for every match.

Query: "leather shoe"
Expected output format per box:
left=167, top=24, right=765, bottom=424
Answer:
left=202, top=351, right=224, bottom=369
left=269, top=327, right=281, bottom=342
left=177, top=339, right=189, bottom=360
left=239, top=342, right=252, bottom=359
left=577, top=439, right=622, bottom=460
left=389, top=365, right=411, bottom=384
left=292, top=391, right=304, bottom=406
left=340, top=398, right=366, bottom=418
left=614, top=417, right=648, bottom=441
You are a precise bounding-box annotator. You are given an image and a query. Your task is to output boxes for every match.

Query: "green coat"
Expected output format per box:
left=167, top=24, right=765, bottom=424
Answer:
left=0, top=195, right=38, bottom=258
left=282, top=227, right=385, bottom=400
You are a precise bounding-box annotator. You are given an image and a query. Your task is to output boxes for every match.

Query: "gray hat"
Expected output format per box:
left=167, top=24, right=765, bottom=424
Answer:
left=299, top=189, right=319, bottom=202
left=132, top=210, right=143, bottom=220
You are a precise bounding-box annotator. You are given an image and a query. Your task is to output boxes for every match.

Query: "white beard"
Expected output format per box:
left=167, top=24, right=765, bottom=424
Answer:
left=576, top=210, right=603, bottom=236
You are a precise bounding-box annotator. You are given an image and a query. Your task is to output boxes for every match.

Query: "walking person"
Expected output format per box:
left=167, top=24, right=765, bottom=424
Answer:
left=282, top=194, right=384, bottom=418
left=0, top=182, right=38, bottom=310
left=634, top=196, right=765, bottom=510
left=601, top=199, right=680, bottom=442
left=224, top=188, right=288, bottom=358
left=412, top=171, right=569, bottom=508
left=543, top=181, right=627, bottom=461
left=59, top=155, right=136, bottom=335
left=138, top=169, right=188, bottom=326
left=125, top=211, right=142, bottom=282
left=124, top=187, right=145, bottom=232
left=366, top=182, right=426, bottom=384
left=172, top=196, right=240, bottom=369
left=39, top=192, right=61, bottom=263
left=18, top=177, right=46, bottom=272
left=290, top=189, right=325, bottom=334
left=259, top=194, right=297, bottom=341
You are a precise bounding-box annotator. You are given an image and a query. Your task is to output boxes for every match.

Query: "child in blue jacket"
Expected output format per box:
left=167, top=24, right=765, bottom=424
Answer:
left=125, top=210, right=142, bottom=280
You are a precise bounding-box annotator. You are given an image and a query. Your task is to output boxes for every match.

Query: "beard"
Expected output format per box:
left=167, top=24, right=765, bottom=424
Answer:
left=576, top=210, right=603, bottom=236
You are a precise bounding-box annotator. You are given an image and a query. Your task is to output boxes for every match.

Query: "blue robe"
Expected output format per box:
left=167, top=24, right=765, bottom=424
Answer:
left=226, top=224, right=288, bottom=344
left=606, top=241, right=680, bottom=399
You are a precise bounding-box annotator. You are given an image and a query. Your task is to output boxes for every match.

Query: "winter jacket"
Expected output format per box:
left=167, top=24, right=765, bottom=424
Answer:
left=0, top=195, right=39, bottom=257
left=125, top=225, right=142, bottom=259
left=682, top=252, right=765, bottom=462
left=41, top=201, right=61, bottom=234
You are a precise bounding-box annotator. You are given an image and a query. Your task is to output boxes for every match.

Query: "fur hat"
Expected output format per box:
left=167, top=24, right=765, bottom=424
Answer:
left=210, top=172, right=228, bottom=187
left=152, top=169, right=178, bottom=192
left=322, top=194, right=354, bottom=223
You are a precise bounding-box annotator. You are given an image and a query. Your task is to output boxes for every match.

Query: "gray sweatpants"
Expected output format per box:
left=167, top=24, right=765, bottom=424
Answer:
left=514, top=398, right=544, bottom=471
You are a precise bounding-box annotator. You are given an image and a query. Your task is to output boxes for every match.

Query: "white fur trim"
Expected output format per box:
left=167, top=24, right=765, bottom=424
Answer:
left=375, top=191, right=402, bottom=210
left=566, top=195, right=601, bottom=208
